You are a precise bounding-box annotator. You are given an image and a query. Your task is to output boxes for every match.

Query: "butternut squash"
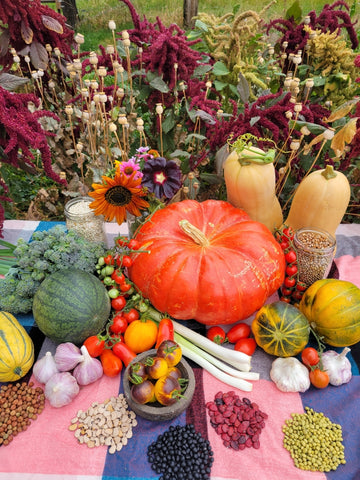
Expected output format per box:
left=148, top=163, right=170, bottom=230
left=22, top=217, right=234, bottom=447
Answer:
left=223, top=139, right=283, bottom=233
left=284, top=165, right=351, bottom=237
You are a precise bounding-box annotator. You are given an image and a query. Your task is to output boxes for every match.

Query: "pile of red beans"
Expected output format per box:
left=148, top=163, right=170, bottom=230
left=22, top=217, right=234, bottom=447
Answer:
left=206, top=391, right=268, bottom=451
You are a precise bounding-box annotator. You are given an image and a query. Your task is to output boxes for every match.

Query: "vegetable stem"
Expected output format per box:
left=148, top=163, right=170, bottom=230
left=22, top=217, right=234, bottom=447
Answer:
left=180, top=343, right=253, bottom=392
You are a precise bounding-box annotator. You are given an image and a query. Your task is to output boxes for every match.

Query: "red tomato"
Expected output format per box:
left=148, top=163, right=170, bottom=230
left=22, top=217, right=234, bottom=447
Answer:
left=120, top=282, right=132, bottom=292
left=83, top=335, right=105, bottom=357
left=128, top=239, right=140, bottom=250
left=234, top=338, right=257, bottom=356
left=301, top=347, right=320, bottom=367
left=121, top=255, right=133, bottom=268
left=110, top=314, right=128, bottom=334
left=116, top=236, right=129, bottom=247
left=227, top=323, right=251, bottom=343
left=285, top=264, right=298, bottom=277
left=111, top=269, right=125, bottom=284
left=111, top=295, right=127, bottom=311
left=123, top=308, right=140, bottom=323
left=285, top=250, right=297, bottom=264
left=296, top=282, right=307, bottom=292
left=282, top=227, right=295, bottom=239
left=206, top=326, right=227, bottom=345
left=100, top=349, right=123, bottom=377
left=284, top=276, right=296, bottom=288
left=309, top=368, right=329, bottom=389
left=280, top=286, right=294, bottom=297
left=104, top=254, right=114, bottom=265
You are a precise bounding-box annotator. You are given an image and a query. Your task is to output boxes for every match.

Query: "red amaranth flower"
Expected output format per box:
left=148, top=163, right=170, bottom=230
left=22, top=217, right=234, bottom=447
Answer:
left=0, top=86, right=66, bottom=186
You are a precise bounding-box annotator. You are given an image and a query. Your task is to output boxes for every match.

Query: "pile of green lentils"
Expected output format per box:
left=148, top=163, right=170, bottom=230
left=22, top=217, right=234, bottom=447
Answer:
left=282, top=407, right=346, bottom=472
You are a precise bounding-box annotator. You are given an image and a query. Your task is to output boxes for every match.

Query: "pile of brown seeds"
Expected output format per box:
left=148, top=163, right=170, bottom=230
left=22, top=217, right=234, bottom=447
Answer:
left=0, top=381, right=45, bottom=446
left=69, top=394, right=137, bottom=454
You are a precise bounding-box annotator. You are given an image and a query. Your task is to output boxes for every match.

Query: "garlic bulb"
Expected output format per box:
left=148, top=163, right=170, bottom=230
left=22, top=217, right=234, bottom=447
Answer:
left=54, top=342, right=83, bottom=371
left=270, top=357, right=310, bottom=393
left=73, top=345, right=103, bottom=386
left=45, top=372, right=79, bottom=407
left=33, top=351, right=59, bottom=384
left=321, top=348, right=352, bottom=386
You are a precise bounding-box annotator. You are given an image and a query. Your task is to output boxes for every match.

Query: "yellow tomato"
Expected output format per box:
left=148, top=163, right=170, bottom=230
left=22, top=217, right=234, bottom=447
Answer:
left=124, top=318, right=158, bottom=353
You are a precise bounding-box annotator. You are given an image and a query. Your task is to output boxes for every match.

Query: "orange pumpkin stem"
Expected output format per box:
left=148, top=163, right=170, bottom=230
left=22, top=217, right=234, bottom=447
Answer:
left=179, top=220, right=209, bottom=247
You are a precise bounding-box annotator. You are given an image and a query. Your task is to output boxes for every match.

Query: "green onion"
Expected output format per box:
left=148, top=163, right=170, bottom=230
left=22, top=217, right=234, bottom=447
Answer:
left=147, top=306, right=259, bottom=391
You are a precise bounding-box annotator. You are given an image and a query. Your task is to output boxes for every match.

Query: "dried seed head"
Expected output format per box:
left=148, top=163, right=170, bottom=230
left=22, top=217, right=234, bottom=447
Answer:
left=48, top=80, right=56, bottom=89
left=290, top=139, right=301, bottom=150
left=300, top=126, right=311, bottom=136
left=323, top=128, right=335, bottom=140
left=98, top=66, right=107, bottom=77
left=305, top=78, right=314, bottom=89
left=123, top=38, right=131, bottom=48
left=46, top=44, right=52, bottom=53
left=282, top=41, right=288, bottom=49
left=205, top=81, right=212, bottom=88
left=136, top=118, right=144, bottom=126
left=106, top=45, right=115, bottom=55
left=294, top=102, right=303, bottom=113
left=89, top=52, right=98, bottom=65
left=122, top=30, right=129, bottom=40
left=156, top=103, right=163, bottom=115
left=54, top=47, right=61, bottom=57
left=75, top=33, right=85, bottom=45
left=99, top=92, right=107, bottom=103
left=118, top=114, right=127, bottom=125
left=116, top=88, right=125, bottom=98
left=90, top=80, right=99, bottom=90
left=304, top=15, right=311, bottom=25
left=109, top=20, right=116, bottom=31
left=13, top=55, right=20, bottom=64
left=109, top=122, right=117, bottom=133
left=65, top=105, right=73, bottom=116
left=25, top=55, right=30, bottom=63
left=285, top=110, right=293, bottom=119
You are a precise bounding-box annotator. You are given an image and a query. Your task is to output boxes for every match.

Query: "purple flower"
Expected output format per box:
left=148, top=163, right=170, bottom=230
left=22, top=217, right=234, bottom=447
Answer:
left=141, top=157, right=182, bottom=199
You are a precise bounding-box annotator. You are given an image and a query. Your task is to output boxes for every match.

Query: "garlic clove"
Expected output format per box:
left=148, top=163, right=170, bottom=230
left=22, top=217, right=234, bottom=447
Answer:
left=33, top=351, right=59, bottom=384
left=54, top=342, right=83, bottom=371
left=73, top=345, right=103, bottom=386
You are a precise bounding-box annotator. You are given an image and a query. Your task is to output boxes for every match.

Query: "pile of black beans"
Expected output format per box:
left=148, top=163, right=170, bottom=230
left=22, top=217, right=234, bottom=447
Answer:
left=147, top=424, right=214, bottom=480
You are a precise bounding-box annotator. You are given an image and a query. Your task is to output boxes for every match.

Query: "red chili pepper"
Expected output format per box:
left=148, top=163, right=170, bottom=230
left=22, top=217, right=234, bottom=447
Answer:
left=83, top=335, right=106, bottom=357
left=112, top=340, right=137, bottom=367
left=155, top=317, right=174, bottom=349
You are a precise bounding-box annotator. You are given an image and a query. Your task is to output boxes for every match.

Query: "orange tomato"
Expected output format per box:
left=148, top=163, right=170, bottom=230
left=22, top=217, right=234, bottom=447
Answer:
left=124, top=318, right=158, bottom=353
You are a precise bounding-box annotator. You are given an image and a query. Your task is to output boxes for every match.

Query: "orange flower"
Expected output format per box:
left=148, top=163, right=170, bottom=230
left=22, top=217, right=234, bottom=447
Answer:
left=89, top=170, right=149, bottom=225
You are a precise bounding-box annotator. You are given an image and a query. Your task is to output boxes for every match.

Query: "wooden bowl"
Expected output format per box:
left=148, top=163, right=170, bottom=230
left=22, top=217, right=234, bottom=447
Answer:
left=123, top=349, right=196, bottom=421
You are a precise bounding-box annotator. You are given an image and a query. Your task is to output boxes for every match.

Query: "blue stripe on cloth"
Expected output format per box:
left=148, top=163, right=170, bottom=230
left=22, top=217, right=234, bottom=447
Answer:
left=34, top=220, right=65, bottom=232
left=301, top=377, right=360, bottom=480
left=102, top=383, right=187, bottom=479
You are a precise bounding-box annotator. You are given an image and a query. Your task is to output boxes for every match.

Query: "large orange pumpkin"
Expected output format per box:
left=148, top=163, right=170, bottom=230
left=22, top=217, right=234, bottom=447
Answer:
left=128, top=200, right=285, bottom=325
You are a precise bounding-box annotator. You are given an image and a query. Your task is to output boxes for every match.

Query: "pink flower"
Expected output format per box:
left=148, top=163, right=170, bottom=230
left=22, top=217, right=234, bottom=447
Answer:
left=118, top=160, right=143, bottom=180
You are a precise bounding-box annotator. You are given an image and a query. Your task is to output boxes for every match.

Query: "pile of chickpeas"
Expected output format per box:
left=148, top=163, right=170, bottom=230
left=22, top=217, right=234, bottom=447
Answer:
left=0, top=381, right=45, bottom=446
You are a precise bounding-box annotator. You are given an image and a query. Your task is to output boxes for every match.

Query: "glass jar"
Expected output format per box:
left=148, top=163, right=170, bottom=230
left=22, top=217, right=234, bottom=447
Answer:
left=64, top=196, right=107, bottom=244
left=294, top=227, right=336, bottom=288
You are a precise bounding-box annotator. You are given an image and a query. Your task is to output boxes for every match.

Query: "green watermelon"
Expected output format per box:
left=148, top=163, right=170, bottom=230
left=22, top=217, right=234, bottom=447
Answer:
left=33, top=269, right=111, bottom=345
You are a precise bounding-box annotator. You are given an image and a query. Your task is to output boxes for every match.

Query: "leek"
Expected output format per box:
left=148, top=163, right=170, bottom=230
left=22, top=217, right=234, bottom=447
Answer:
left=147, top=306, right=259, bottom=391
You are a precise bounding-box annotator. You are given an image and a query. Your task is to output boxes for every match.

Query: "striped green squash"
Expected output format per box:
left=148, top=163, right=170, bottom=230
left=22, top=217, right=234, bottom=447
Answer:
left=33, top=269, right=111, bottom=345
left=252, top=301, right=310, bottom=357
left=0, top=311, right=35, bottom=382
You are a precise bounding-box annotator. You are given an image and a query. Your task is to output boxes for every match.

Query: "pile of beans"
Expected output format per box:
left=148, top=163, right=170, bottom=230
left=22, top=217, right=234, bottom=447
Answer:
left=0, top=381, right=45, bottom=446
left=206, top=391, right=268, bottom=451
left=282, top=407, right=346, bottom=472
left=147, top=424, right=214, bottom=480
left=68, top=394, right=137, bottom=454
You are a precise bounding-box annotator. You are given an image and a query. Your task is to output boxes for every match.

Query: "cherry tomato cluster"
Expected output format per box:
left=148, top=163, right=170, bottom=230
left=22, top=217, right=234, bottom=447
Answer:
left=206, top=323, right=257, bottom=356
left=275, top=226, right=307, bottom=305
left=95, top=235, right=142, bottom=306
left=301, top=346, right=330, bottom=389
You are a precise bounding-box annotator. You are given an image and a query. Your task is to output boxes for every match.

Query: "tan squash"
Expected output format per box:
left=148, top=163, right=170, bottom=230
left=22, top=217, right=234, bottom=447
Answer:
left=284, top=165, right=351, bottom=237
left=223, top=142, right=283, bottom=233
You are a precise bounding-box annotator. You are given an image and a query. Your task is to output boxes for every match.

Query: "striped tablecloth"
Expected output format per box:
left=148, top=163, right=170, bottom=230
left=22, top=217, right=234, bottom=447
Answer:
left=0, top=220, right=359, bottom=480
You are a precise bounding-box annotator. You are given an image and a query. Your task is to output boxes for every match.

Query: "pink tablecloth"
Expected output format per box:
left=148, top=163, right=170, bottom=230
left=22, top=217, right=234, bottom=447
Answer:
left=0, top=220, right=359, bottom=480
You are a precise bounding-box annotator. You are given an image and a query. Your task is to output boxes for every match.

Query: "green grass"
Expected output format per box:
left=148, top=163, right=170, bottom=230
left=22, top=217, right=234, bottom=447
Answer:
left=75, top=0, right=360, bottom=51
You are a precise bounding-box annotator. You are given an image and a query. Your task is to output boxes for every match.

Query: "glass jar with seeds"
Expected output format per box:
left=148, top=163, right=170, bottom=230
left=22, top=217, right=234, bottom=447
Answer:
left=294, top=227, right=336, bottom=288
left=64, top=196, right=107, bottom=244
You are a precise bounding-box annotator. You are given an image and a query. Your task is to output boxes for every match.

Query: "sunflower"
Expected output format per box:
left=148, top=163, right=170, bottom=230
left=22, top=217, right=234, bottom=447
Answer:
left=89, top=170, right=149, bottom=224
